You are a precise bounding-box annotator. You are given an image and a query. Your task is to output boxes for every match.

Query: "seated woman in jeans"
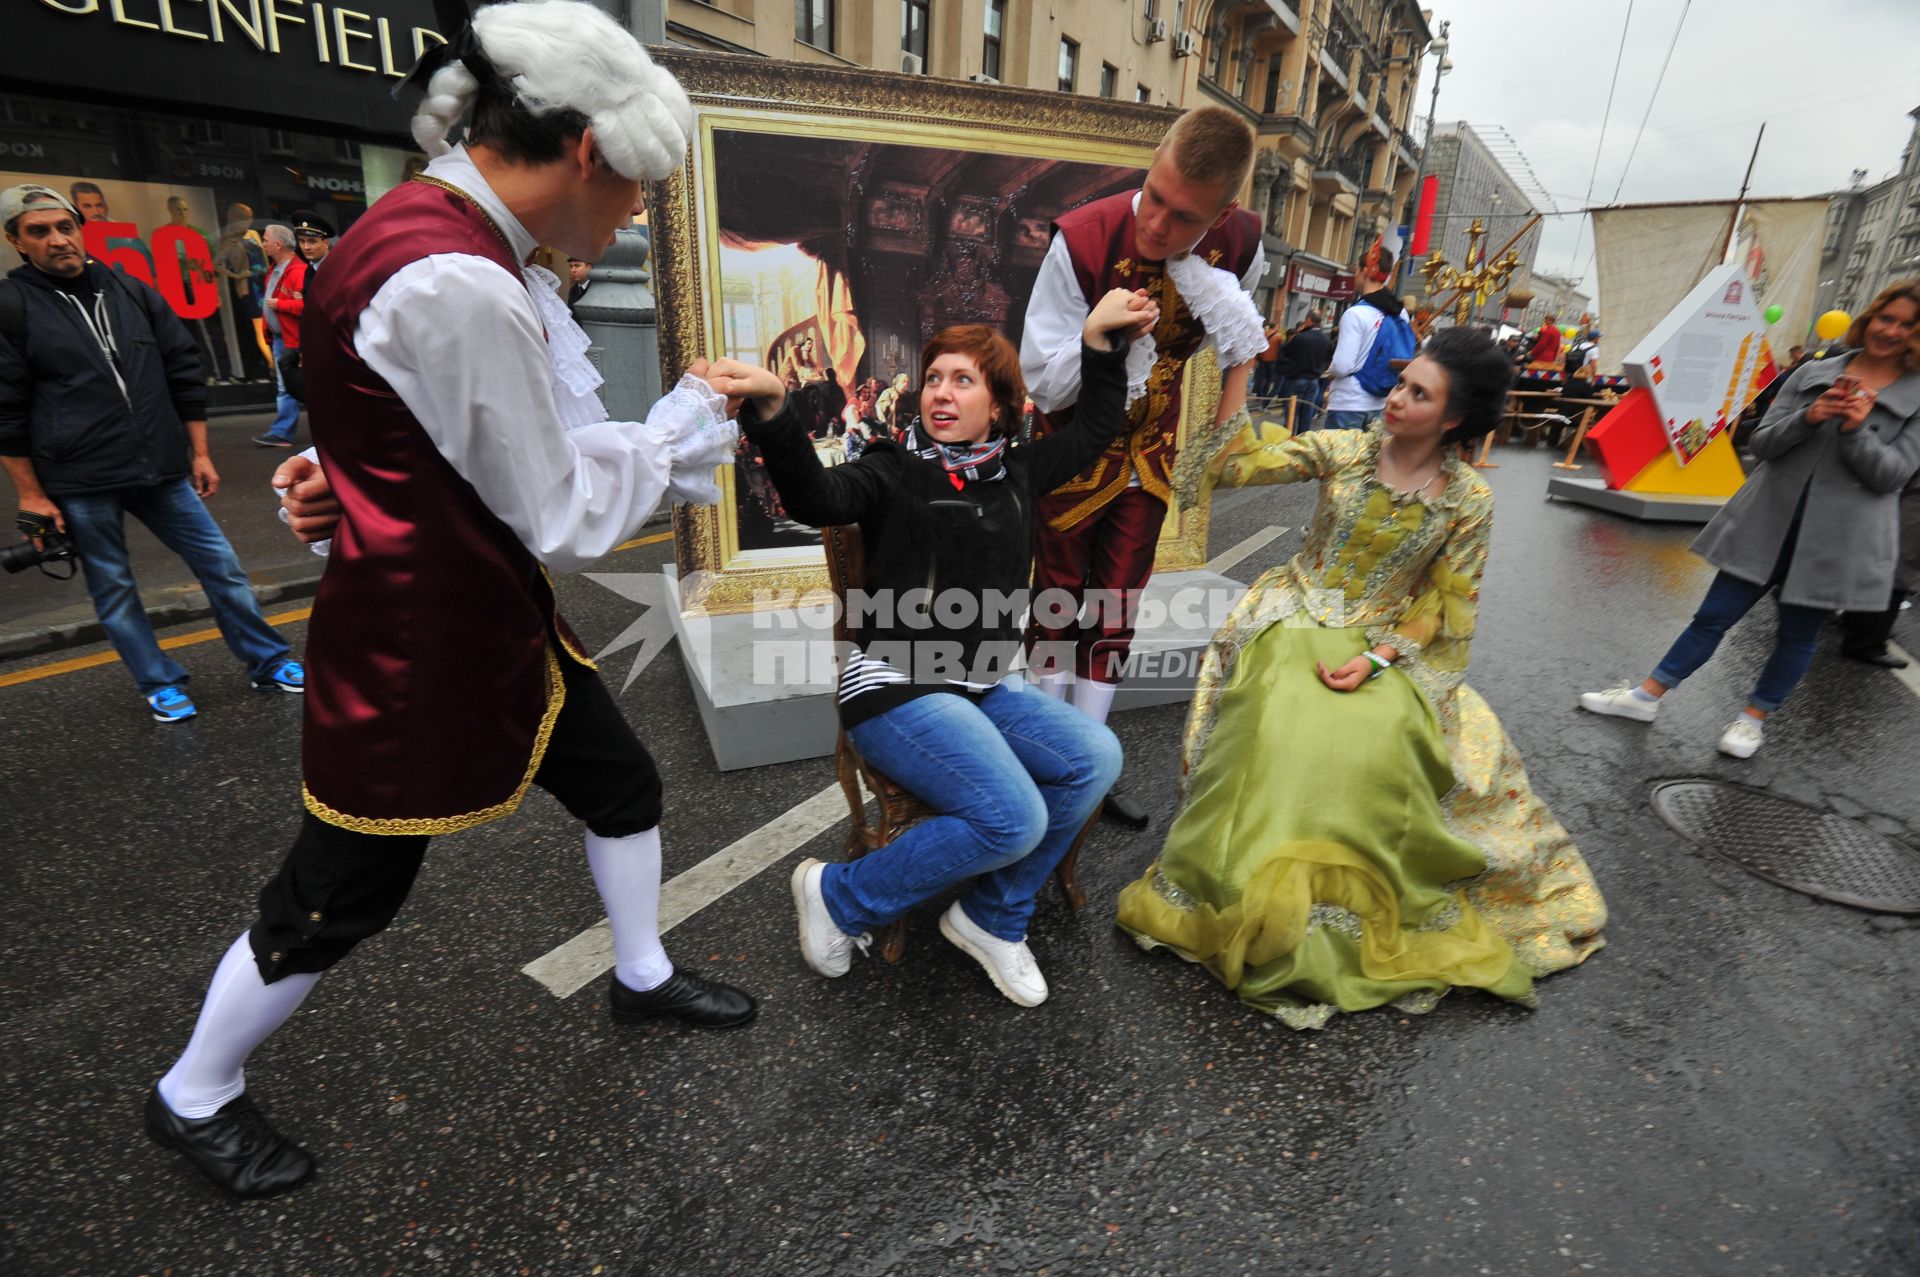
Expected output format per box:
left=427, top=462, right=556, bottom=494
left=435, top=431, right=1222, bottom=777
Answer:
left=701, top=291, right=1152, bottom=1006
left=1579, top=279, right=1920, bottom=757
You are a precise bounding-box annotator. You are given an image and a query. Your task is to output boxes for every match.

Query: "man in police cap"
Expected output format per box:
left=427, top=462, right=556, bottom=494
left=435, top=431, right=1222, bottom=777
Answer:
left=291, top=211, right=334, bottom=271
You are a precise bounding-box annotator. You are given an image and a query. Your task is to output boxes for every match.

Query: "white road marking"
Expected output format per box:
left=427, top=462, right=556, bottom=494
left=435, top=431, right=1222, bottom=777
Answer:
left=1890, top=642, right=1920, bottom=699
left=522, top=782, right=849, bottom=998
left=1206, top=525, right=1287, bottom=575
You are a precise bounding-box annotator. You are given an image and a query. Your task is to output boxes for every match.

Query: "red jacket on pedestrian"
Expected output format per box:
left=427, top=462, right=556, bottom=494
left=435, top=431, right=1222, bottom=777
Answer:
left=265, top=254, right=307, bottom=350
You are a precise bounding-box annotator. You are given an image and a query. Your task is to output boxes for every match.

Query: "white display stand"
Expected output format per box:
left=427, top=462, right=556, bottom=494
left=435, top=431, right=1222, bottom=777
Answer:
left=667, top=566, right=1247, bottom=771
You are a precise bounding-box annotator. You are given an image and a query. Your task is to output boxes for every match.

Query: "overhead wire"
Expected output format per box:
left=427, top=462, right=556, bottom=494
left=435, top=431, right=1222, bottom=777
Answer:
left=1580, top=0, right=1694, bottom=285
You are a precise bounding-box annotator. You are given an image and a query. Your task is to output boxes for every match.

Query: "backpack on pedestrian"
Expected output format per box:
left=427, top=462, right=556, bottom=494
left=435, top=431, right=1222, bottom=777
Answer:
left=1353, top=306, right=1418, bottom=397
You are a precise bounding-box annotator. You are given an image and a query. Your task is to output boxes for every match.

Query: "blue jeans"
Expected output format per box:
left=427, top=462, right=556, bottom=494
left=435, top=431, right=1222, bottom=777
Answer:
left=265, top=335, right=302, bottom=442
left=1279, top=376, right=1323, bottom=432
left=58, top=479, right=291, bottom=694
left=1651, top=570, right=1829, bottom=713
left=828, top=678, right=1123, bottom=941
left=1320, top=409, right=1374, bottom=431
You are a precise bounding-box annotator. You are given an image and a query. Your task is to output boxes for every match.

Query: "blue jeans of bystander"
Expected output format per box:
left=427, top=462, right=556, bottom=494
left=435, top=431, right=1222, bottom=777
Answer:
left=58, top=479, right=291, bottom=694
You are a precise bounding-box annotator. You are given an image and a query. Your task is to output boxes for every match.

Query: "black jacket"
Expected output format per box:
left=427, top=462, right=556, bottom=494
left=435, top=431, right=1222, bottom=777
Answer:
left=1276, top=324, right=1333, bottom=378
left=742, top=340, right=1129, bottom=726
left=0, top=261, right=208, bottom=497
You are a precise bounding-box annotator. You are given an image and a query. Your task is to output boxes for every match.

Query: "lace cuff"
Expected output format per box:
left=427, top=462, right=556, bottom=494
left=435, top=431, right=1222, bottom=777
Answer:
left=1123, top=334, right=1156, bottom=408
left=1166, top=252, right=1267, bottom=369
left=644, top=374, right=738, bottom=507
left=1171, top=405, right=1251, bottom=512
left=1364, top=624, right=1423, bottom=664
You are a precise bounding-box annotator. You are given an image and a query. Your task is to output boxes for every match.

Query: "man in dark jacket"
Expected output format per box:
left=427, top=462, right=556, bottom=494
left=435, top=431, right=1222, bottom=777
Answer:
left=0, top=184, right=302, bottom=722
left=1275, top=309, right=1333, bottom=431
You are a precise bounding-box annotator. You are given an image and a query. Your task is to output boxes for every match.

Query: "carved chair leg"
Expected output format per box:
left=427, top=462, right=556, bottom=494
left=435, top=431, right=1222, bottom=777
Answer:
left=1053, top=811, right=1098, bottom=911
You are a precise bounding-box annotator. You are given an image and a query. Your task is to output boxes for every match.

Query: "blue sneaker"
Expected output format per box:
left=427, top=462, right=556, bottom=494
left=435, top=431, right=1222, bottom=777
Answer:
left=252, top=659, right=305, bottom=693
left=147, top=686, right=198, bottom=723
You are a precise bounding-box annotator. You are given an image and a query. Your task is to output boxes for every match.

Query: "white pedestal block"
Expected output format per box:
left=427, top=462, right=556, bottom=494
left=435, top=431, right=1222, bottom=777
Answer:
left=667, top=566, right=1248, bottom=771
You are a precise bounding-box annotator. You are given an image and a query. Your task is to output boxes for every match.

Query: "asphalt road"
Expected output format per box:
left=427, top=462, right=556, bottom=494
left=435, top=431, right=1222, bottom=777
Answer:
left=2, top=444, right=1915, bottom=1275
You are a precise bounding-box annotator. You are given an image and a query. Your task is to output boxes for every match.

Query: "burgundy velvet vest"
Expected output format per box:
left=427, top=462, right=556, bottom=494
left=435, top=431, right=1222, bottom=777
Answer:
left=1037, top=191, right=1260, bottom=530
left=299, top=179, right=593, bottom=835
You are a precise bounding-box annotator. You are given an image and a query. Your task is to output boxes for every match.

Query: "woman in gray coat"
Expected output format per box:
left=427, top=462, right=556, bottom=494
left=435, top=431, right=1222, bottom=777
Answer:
left=1580, top=279, right=1920, bottom=758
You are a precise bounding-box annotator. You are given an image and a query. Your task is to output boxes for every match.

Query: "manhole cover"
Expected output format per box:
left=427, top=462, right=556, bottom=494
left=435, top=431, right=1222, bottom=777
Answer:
left=1650, top=780, right=1920, bottom=914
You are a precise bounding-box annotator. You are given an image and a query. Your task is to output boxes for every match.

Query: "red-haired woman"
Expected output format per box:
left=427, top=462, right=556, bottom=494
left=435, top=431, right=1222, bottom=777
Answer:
left=703, top=292, right=1153, bottom=1006
left=1581, top=279, right=1920, bottom=756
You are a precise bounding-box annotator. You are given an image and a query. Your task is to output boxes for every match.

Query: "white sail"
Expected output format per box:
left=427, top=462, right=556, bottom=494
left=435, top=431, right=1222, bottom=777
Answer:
left=1590, top=202, right=1736, bottom=373
left=1736, top=197, right=1833, bottom=356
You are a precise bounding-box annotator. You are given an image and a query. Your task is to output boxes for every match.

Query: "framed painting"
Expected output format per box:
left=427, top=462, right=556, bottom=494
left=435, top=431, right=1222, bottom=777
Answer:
left=648, top=52, right=1219, bottom=616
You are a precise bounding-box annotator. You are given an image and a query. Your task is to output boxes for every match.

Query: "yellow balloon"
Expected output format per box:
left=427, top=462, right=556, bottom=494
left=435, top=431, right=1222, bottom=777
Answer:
left=1814, top=309, right=1851, bottom=341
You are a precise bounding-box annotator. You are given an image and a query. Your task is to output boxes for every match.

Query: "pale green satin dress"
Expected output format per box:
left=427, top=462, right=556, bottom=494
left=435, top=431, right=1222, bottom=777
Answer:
left=1117, top=426, right=1608, bottom=1029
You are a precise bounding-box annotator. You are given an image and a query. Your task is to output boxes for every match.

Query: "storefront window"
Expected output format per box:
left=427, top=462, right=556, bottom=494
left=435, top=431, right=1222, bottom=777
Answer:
left=0, top=94, right=419, bottom=400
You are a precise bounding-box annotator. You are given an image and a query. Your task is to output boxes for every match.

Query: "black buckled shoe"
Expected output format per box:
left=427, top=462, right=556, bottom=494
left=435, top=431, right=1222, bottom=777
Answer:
left=1101, top=784, right=1151, bottom=830
left=144, top=1088, right=315, bottom=1199
left=609, top=969, right=757, bottom=1030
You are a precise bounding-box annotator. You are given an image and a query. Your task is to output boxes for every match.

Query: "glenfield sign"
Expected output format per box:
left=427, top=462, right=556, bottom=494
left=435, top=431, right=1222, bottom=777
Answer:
left=9, top=0, right=446, bottom=136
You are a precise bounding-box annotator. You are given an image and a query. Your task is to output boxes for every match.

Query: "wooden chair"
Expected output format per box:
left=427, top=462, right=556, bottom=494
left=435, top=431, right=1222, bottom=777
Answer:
left=821, top=523, right=1093, bottom=963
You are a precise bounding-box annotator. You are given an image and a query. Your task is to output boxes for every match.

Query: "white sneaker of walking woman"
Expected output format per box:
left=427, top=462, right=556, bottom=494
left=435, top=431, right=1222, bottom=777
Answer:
left=939, top=901, right=1048, bottom=1007
left=1717, top=715, right=1765, bottom=759
left=1577, top=683, right=1661, bottom=722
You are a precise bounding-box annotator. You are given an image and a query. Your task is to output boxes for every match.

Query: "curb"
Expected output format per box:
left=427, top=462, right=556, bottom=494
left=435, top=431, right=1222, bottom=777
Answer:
left=0, top=560, right=326, bottom=663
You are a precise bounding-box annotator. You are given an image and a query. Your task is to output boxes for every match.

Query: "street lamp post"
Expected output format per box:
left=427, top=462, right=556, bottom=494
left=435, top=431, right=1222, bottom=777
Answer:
left=1399, top=20, right=1451, bottom=299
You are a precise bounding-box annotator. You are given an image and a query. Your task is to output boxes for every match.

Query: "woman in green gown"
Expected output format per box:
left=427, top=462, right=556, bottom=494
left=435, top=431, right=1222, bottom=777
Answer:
left=1118, top=329, right=1607, bottom=1029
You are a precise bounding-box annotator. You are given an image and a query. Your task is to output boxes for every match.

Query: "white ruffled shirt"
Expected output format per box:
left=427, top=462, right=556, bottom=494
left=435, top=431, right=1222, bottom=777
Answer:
left=325, top=145, right=734, bottom=573
left=1020, top=192, right=1266, bottom=416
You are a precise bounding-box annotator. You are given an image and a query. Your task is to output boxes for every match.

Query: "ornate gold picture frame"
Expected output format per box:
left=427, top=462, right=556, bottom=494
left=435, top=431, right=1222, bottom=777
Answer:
left=649, top=52, right=1219, bottom=615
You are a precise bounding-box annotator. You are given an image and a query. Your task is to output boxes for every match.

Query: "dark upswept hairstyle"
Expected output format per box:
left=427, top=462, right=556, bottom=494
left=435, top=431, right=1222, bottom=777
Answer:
left=1420, top=326, right=1518, bottom=446
left=919, top=324, right=1028, bottom=440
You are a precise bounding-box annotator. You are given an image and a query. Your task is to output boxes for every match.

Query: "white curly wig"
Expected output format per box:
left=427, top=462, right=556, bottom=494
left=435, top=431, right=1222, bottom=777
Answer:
left=410, top=0, right=694, bottom=182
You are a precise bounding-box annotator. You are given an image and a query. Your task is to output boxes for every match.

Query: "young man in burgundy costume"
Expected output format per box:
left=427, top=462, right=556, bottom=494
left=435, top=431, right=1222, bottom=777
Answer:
left=1020, top=107, right=1267, bottom=827
left=143, top=0, right=754, bottom=1199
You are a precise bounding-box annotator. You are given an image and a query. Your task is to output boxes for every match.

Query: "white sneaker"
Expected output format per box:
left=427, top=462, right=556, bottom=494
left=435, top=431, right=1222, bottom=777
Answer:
left=938, top=901, right=1048, bottom=1007
left=1717, top=716, right=1765, bottom=759
left=791, top=858, right=868, bottom=977
left=1579, top=683, right=1661, bottom=722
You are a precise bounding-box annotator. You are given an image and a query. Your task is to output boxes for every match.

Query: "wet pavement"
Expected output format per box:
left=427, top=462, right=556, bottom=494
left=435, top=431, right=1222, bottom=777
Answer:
left=2, top=444, right=1915, bottom=1275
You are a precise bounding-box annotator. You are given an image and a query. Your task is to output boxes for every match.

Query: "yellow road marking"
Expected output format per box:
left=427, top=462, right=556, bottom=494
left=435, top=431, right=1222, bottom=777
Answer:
left=1, top=533, right=672, bottom=689
left=0, top=606, right=314, bottom=688
left=613, top=530, right=675, bottom=552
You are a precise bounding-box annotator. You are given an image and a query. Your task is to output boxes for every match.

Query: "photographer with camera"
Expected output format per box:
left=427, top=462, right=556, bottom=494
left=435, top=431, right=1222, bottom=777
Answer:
left=0, top=184, right=303, bottom=723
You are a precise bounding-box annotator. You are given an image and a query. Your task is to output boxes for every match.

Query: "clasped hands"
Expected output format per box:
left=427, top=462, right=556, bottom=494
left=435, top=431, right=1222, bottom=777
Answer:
left=1806, top=383, right=1875, bottom=432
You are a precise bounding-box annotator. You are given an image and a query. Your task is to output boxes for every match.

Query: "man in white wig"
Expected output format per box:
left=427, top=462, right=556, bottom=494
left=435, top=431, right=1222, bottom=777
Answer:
left=144, top=0, right=754, bottom=1199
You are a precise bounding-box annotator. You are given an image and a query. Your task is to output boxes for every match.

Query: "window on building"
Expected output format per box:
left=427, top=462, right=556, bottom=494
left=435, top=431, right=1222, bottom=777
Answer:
left=1263, top=53, right=1283, bottom=113
left=1099, top=63, right=1117, bottom=98
left=335, top=137, right=361, bottom=164
left=1058, top=38, right=1079, bottom=93
left=264, top=129, right=295, bottom=154
left=982, top=0, right=1004, bottom=80
left=796, top=0, right=832, bottom=51
left=1137, top=84, right=1151, bottom=103
left=901, top=0, right=929, bottom=64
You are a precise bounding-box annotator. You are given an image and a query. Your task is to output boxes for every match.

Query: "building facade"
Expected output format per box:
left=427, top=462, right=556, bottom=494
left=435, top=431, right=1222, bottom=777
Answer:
left=1416, top=121, right=1544, bottom=326
left=1520, top=270, right=1591, bottom=336
left=1815, top=107, right=1920, bottom=320
left=4, top=0, right=458, bottom=412
left=666, top=0, right=1435, bottom=323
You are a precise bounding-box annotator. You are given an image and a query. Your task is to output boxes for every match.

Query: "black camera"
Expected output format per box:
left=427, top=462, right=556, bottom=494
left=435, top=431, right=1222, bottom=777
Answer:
left=3, top=511, right=78, bottom=578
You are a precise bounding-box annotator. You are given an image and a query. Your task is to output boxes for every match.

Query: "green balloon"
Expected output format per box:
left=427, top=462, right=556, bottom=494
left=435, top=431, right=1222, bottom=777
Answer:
left=1764, top=304, right=1784, bottom=324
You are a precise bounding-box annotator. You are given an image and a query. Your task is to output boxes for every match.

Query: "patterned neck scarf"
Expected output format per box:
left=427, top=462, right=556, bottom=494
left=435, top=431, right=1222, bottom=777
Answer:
left=903, top=420, right=1007, bottom=485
